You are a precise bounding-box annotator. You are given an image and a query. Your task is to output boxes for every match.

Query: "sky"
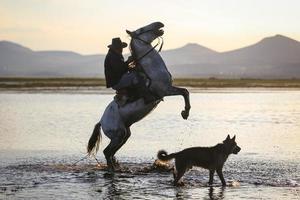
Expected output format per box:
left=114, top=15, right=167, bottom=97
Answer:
left=1, top=0, right=300, bottom=54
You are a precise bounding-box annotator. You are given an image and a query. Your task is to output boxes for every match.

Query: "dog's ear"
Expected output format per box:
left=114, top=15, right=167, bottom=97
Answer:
left=225, top=134, right=230, bottom=141
left=232, top=135, right=236, bottom=141
left=126, top=30, right=132, bottom=35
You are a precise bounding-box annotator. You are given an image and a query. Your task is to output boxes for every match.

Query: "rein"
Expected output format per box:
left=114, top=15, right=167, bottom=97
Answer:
left=128, top=30, right=164, bottom=97
left=130, top=31, right=164, bottom=63
left=134, top=37, right=163, bottom=62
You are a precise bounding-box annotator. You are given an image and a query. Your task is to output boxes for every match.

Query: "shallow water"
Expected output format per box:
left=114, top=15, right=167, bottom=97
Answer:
left=0, top=89, right=300, bottom=199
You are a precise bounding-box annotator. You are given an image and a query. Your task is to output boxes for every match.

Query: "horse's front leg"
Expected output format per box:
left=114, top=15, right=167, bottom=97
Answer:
left=165, top=86, right=191, bottom=119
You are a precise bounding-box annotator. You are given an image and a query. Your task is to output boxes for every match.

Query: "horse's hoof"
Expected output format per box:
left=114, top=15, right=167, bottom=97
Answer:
left=181, top=110, right=189, bottom=120
left=105, top=159, right=115, bottom=172
left=103, top=172, right=115, bottom=178
left=107, top=165, right=115, bottom=172
left=174, top=181, right=185, bottom=187
left=112, top=157, right=121, bottom=170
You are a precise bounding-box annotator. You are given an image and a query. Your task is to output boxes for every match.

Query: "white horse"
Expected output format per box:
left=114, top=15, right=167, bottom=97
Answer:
left=87, top=22, right=191, bottom=170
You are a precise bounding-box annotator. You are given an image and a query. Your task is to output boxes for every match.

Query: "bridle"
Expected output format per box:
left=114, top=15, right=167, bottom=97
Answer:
left=129, top=29, right=164, bottom=63
left=128, top=28, right=165, bottom=95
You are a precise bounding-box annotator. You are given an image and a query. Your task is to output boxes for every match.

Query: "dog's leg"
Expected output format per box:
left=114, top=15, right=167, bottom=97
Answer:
left=173, top=168, right=177, bottom=180
left=209, top=170, right=215, bottom=185
left=216, top=168, right=226, bottom=186
left=174, top=169, right=185, bottom=186
left=174, top=160, right=186, bottom=186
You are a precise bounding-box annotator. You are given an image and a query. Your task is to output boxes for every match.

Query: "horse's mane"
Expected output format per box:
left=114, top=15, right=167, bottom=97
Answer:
left=129, top=39, right=137, bottom=59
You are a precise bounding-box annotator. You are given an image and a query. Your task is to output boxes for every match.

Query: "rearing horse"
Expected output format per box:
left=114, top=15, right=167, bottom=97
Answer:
left=87, top=22, right=191, bottom=170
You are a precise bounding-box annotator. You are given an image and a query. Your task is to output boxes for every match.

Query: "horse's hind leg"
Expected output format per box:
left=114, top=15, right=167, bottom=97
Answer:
left=110, top=127, right=132, bottom=167
left=103, top=130, right=125, bottom=171
left=174, top=159, right=187, bottom=186
left=103, top=141, right=114, bottom=171
left=112, top=128, right=131, bottom=155
left=165, top=86, right=191, bottom=119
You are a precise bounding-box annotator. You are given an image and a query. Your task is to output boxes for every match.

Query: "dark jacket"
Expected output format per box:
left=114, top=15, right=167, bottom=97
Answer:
left=104, top=49, right=128, bottom=88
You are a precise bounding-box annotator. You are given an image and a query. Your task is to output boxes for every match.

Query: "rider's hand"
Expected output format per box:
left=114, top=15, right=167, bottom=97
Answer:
left=127, top=56, right=134, bottom=63
left=126, top=56, right=135, bottom=69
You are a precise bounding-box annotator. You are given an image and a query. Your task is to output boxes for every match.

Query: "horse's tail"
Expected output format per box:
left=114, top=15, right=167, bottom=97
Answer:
left=87, top=122, right=102, bottom=156
left=157, top=150, right=177, bottom=161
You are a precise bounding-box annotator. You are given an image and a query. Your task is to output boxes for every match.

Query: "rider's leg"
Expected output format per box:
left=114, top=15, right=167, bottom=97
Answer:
left=113, top=71, right=156, bottom=104
left=112, top=72, right=139, bottom=106
left=131, top=72, right=157, bottom=104
left=112, top=72, right=139, bottom=90
left=136, top=82, right=157, bottom=104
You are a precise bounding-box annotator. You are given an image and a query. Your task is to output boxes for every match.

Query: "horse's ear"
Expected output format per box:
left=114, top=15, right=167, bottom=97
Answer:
left=126, top=30, right=132, bottom=35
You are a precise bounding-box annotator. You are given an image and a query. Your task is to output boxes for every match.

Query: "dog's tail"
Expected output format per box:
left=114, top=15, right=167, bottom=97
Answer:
left=157, top=150, right=177, bottom=161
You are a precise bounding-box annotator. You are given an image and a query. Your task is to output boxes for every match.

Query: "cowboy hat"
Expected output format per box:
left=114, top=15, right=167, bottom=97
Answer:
left=107, top=37, right=127, bottom=49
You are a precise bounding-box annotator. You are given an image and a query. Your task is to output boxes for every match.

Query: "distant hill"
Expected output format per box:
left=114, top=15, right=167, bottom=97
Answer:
left=1, top=34, right=300, bottom=78
left=166, top=35, right=300, bottom=78
left=161, top=43, right=218, bottom=65
left=0, top=41, right=104, bottom=77
left=220, top=35, right=300, bottom=64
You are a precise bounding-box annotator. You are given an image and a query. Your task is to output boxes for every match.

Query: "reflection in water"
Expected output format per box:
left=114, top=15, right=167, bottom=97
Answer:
left=174, top=185, right=226, bottom=200
left=103, top=173, right=123, bottom=199
left=174, top=186, right=192, bottom=200
left=208, top=187, right=225, bottom=200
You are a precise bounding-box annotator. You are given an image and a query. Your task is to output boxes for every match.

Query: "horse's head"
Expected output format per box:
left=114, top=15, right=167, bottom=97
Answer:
left=126, top=22, right=164, bottom=44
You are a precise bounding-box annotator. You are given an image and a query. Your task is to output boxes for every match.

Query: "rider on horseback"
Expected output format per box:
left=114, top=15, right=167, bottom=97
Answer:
left=104, top=37, right=155, bottom=105
left=88, top=22, right=191, bottom=171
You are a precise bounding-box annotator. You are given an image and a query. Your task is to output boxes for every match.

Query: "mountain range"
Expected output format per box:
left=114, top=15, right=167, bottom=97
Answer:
left=1, top=34, right=300, bottom=78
